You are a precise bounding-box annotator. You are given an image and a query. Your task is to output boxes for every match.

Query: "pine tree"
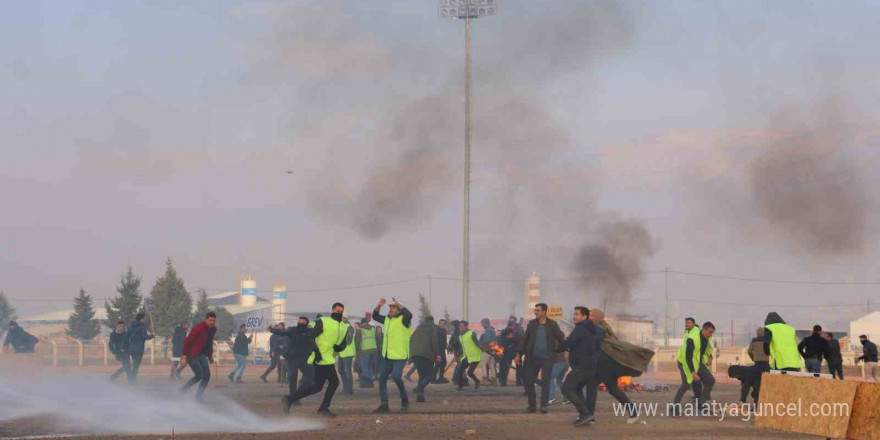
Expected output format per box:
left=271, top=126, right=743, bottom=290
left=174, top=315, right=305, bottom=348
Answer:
left=193, top=288, right=211, bottom=325
left=212, top=307, right=235, bottom=341
left=443, top=307, right=452, bottom=332
left=104, top=266, right=143, bottom=329
left=150, top=257, right=193, bottom=337
left=67, top=288, right=100, bottom=340
left=0, top=291, right=17, bottom=330
left=418, top=293, right=432, bottom=319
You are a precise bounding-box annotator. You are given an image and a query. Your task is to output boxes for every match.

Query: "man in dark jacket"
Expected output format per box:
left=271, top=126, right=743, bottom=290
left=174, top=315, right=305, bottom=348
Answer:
left=516, top=303, right=566, bottom=413
left=742, top=327, right=771, bottom=404
left=180, top=311, right=217, bottom=400
left=126, top=313, right=154, bottom=385
left=3, top=321, right=38, bottom=354
left=410, top=315, right=443, bottom=402
left=432, top=318, right=449, bottom=384
left=798, top=325, right=829, bottom=374
left=448, top=320, right=466, bottom=387
left=272, top=316, right=315, bottom=406
left=559, top=306, right=599, bottom=427
left=824, top=332, right=844, bottom=380
left=506, top=316, right=526, bottom=386
left=498, top=329, right=518, bottom=386
left=108, top=321, right=130, bottom=382
left=230, top=324, right=252, bottom=383
left=856, top=335, right=879, bottom=382
left=261, top=323, right=287, bottom=383
left=170, top=323, right=188, bottom=380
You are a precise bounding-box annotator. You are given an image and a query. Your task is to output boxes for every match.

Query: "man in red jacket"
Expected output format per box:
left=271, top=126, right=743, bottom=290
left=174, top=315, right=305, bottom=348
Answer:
left=180, top=311, right=217, bottom=401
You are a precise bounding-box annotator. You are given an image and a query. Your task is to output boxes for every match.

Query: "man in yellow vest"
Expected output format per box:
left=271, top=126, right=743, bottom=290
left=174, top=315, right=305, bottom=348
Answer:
left=456, top=321, right=484, bottom=391
left=282, top=303, right=348, bottom=417
left=672, top=317, right=698, bottom=407
left=336, top=317, right=356, bottom=395
left=372, top=297, right=413, bottom=413
left=695, top=322, right=717, bottom=404
left=762, top=312, right=804, bottom=372
left=356, top=318, right=379, bottom=388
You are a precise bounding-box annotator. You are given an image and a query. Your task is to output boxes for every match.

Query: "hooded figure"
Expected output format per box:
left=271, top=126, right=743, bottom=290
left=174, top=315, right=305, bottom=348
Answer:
left=747, top=328, right=769, bottom=364
left=762, top=312, right=803, bottom=371
left=3, top=321, right=38, bottom=353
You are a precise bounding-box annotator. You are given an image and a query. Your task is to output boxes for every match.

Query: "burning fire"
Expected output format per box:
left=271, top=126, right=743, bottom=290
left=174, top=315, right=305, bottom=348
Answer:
left=618, top=376, right=632, bottom=387
left=488, top=341, right=504, bottom=357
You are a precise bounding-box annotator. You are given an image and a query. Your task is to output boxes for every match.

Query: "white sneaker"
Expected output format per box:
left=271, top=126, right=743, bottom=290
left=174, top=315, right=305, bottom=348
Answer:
left=626, top=414, right=640, bottom=425
left=548, top=398, right=559, bottom=405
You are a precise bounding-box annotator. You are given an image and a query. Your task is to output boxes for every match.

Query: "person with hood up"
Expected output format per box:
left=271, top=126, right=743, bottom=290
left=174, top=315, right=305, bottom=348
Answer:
left=742, top=327, right=770, bottom=404
left=762, top=312, right=803, bottom=371
left=229, top=324, right=252, bottom=383
left=180, top=311, right=217, bottom=401
left=591, top=308, right=654, bottom=424
left=261, top=323, right=287, bottom=383
left=282, top=303, right=348, bottom=417
left=409, top=315, right=443, bottom=402
left=478, top=318, right=498, bottom=384
left=108, top=321, right=130, bottom=382
left=559, top=306, right=600, bottom=427
left=373, top=297, right=413, bottom=413
left=506, top=315, right=525, bottom=386
left=856, top=335, right=879, bottom=382
left=447, top=319, right=467, bottom=387
left=824, top=332, right=844, bottom=380
left=270, top=316, right=315, bottom=407
left=798, top=324, right=829, bottom=374
left=355, top=318, right=378, bottom=388
left=432, top=318, right=449, bottom=384
left=126, top=313, right=154, bottom=385
left=170, top=323, right=188, bottom=380
left=497, top=328, right=518, bottom=386
left=3, top=321, right=38, bottom=354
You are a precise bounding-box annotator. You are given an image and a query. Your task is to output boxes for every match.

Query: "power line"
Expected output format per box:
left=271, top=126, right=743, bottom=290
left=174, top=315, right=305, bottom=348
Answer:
left=673, top=297, right=869, bottom=308
left=670, top=270, right=880, bottom=286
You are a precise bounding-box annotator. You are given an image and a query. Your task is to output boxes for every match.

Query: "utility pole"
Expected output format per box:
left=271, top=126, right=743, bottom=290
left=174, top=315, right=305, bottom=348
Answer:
left=428, top=275, right=433, bottom=309
left=664, top=267, right=669, bottom=347
left=440, top=0, right=496, bottom=322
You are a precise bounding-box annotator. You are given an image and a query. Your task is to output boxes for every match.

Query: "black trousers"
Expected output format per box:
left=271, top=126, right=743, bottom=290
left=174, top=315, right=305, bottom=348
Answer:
left=828, top=363, right=844, bottom=380
left=498, top=355, right=515, bottom=385
left=287, top=364, right=339, bottom=411
left=413, top=356, right=435, bottom=396
left=263, top=355, right=285, bottom=382
left=600, top=358, right=637, bottom=417
left=286, top=358, right=315, bottom=400
left=523, top=358, right=554, bottom=409
left=740, top=362, right=769, bottom=403
left=128, top=352, right=144, bottom=385
left=563, top=367, right=599, bottom=417
left=673, top=362, right=697, bottom=404
left=457, top=360, right=480, bottom=388
left=433, top=356, right=447, bottom=381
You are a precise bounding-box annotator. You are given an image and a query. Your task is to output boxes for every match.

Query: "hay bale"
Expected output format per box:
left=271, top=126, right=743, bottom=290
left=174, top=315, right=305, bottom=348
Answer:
left=846, top=382, right=880, bottom=440
left=754, top=372, right=857, bottom=438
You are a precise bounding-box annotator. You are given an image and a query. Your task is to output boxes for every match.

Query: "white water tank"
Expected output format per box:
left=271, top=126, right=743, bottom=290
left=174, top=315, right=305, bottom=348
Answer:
left=240, top=277, right=257, bottom=307
left=272, top=283, right=287, bottom=324
left=525, top=272, right=540, bottom=318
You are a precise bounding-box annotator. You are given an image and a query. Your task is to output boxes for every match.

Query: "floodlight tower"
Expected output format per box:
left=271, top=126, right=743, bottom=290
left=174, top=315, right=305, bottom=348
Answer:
left=438, top=0, right=496, bottom=322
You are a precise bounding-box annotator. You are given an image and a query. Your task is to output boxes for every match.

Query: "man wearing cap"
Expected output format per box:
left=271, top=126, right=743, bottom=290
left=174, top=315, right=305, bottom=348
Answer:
left=373, top=297, right=413, bottom=413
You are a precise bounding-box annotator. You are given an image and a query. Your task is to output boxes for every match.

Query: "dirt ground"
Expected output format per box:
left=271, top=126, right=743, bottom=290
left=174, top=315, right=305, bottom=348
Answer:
left=0, top=365, right=820, bottom=440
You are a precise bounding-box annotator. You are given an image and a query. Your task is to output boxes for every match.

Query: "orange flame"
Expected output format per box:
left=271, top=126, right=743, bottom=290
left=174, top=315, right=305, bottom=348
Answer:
left=489, top=341, right=504, bottom=357
left=618, top=376, right=632, bottom=387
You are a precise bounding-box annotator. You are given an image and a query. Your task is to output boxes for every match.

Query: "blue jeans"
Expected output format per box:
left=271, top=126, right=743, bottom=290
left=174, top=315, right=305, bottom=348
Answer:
left=232, top=354, right=247, bottom=380
left=805, top=358, right=822, bottom=374
left=379, top=359, right=408, bottom=404
left=181, top=355, right=211, bottom=399
left=358, top=354, right=376, bottom=384
left=337, top=356, right=354, bottom=394
left=548, top=361, right=568, bottom=399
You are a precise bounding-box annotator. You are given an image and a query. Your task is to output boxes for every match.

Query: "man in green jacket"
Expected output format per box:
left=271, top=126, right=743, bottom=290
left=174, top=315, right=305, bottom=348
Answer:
left=410, top=315, right=443, bottom=402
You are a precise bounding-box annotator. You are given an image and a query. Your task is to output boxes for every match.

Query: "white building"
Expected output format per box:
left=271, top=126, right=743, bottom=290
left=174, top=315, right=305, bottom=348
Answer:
left=850, top=311, right=880, bottom=349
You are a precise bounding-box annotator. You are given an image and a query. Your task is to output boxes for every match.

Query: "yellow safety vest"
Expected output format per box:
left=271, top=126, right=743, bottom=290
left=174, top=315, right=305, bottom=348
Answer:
left=677, top=327, right=702, bottom=384
left=382, top=315, right=411, bottom=360
left=460, top=330, right=482, bottom=364
left=359, top=327, right=377, bottom=351
left=765, top=323, right=804, bottom=370
left=339, top=323, right=356, bottom=358
left=702, top=336, right=714, bottom=366
left=315, top=317, right=345, bottom=366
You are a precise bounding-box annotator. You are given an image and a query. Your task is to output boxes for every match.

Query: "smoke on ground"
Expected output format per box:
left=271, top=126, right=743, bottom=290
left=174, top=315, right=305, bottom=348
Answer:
left=0, top=373, right=320, bottom=435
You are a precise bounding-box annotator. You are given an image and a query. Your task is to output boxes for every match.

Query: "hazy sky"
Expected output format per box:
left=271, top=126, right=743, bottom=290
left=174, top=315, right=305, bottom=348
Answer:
left=2, top=0, right=880, bottom=338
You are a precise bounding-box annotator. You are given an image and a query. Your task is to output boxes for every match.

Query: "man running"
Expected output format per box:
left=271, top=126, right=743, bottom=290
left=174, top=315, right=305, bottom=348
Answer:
left=456, top=321, right=482, bottom=391
left=517, top=303, right=565, bottom=414
left=559, top=306, right=599, bottom=427
left=108, top=321, right=130, bottom=382
left=282, top=303, right=348, bottom=417
left=180, top=311, right=217, bottom=401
